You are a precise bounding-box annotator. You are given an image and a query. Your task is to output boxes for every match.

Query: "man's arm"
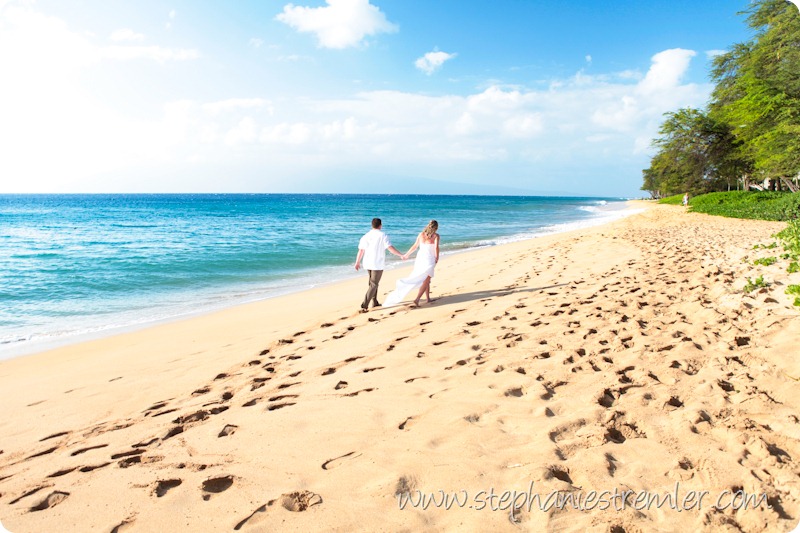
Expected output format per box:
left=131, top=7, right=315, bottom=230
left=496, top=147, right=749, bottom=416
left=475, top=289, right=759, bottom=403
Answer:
left=387, top=245, right=403, bottom=258
left=354, top=248, right=365, bottom=270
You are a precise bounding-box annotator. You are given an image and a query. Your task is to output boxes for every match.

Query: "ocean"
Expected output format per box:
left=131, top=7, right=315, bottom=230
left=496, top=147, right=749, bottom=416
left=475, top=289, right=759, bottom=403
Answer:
left=0, top=194, right=635, bottom=358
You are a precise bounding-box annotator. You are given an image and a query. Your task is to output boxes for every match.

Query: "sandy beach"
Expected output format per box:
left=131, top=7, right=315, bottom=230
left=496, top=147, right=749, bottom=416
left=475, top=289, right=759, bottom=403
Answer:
left=1, top=202, right=799, bottom=533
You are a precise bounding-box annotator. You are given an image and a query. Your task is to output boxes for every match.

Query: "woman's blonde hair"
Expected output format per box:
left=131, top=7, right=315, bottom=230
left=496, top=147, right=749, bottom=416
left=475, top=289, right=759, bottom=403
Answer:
left=423, top=220, right=438, bottom=237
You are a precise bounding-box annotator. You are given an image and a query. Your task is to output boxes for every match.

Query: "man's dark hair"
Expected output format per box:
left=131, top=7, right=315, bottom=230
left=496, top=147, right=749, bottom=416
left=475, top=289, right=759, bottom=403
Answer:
left=372, top=218, right=382, bottom=229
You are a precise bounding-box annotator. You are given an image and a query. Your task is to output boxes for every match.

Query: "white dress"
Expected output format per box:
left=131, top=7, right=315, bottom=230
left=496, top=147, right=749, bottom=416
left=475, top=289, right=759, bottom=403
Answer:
left=383, top=242, right=437, bottom=307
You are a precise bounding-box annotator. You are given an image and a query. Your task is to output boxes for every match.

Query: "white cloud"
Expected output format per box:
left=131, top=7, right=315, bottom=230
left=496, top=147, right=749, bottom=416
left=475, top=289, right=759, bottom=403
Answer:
left=0, top=3, right=204, bottom=191
left=110, top=28, right=145, bottom=42
left=166, top=9, right=176, bottom=29
left=261, top=122, right=313, bottom=144
left=616, top=69, right=642, bottom=81
left=153, top=48, right=703, bottom=169
left=276, top=0, right=398, bottom=49
left=585, top=55, right=592, bottom=63
left=0, top=0, right=708, bottom=197
left=414, top=50, right=456, bottom=75
left=638, top=48, right=696, bottom=94
left=225, top=117, right=258, bottom=146
left=249, top=37, right=264, bottom=48
left=102, top=45, right=199, bottom=63
left=202, top=98, right=272, bottom=115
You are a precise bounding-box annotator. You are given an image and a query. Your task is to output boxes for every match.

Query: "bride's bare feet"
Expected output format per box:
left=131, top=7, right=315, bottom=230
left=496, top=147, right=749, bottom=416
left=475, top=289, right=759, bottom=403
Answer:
left=412, top=299, right=421, bottom=307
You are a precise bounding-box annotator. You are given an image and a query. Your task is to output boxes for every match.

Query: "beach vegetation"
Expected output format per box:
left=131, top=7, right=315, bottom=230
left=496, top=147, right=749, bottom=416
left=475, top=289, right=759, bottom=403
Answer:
left=788, top=262, right=799, bottom=274
left=686, top=191, right=800, bottom=221
left=753, top=256, right=777, bottom=266
left=743, top=275, right=768, bottom=292
left=777, top=219, right=800, bottom=254
left=642, top=0, right=800, bottom=200
left=787, top=285, right=800, bottom=306
left=657, top=194, right=685, bottom=206
left=753, top=242, right=778, bottom=250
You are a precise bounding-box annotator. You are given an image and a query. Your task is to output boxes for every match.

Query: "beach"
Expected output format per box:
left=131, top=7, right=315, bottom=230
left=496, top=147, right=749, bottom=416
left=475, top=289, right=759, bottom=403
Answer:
left=1, top=202, right=799, bottom=532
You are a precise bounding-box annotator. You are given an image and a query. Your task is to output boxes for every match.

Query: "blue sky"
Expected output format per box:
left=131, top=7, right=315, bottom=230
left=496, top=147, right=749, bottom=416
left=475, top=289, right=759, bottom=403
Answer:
left=0, top=0, right=757, bottom=196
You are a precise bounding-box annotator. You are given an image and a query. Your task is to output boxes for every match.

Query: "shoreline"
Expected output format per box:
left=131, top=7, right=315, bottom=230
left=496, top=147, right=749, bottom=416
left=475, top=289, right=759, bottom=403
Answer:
left=2, top=202, right=799, bottom=532
left=1, top=200, right=639, bottom=361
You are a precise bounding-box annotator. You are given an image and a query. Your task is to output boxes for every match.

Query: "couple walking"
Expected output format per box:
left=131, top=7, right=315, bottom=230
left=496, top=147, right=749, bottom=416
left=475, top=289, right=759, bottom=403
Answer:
left=354, top=218, right=440, bottom=311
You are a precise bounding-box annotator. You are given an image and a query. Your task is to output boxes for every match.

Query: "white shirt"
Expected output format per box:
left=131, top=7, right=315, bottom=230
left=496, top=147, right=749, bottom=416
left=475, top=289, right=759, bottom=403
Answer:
left=359, top=229, right=392, bottom=270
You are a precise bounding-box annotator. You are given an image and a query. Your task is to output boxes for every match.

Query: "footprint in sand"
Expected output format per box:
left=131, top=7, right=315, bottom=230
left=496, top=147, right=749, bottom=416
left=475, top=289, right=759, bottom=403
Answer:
left=345, top=388, right=376, bottom=397
left=109, top=516, right=137, bottom=533
left=321, top=451, right=361, bottom=470
left=545, top=465, right=574, bottom=485
left=250, top=379, right=269, bottom=391
left=280, top=491, right=323, bottom=512
left=394, top=476, right=418, bottom=497
left=268, top=402, right=296, bottom=411
left=39, top=431, right=70, bottom=442
left=201, top=475, right=234, bottom=501
left=29, top=491, right=69, bottom=512
left=70, top=444, right=109, bottom=457
left=47, top=467, right=77, bottom=478
left=398, top=416, right=416, bottom=430
left=218, top=425, right=238, bottom=438
left=154, top=479, right=182, bottom=497
left=27, top=446, right=59, bottom=460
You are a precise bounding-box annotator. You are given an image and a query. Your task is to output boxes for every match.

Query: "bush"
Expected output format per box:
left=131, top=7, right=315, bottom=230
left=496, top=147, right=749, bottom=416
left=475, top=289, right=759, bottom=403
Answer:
left=776, top=219, right=800, bottom=256
left=658, top=194, right=685, bottom=205
left=689, top=191, right=800, bottom=221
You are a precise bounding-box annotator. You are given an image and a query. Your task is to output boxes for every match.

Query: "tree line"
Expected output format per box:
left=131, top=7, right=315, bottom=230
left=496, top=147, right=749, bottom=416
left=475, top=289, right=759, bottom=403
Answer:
left=642, top=0, right=800, bottom=198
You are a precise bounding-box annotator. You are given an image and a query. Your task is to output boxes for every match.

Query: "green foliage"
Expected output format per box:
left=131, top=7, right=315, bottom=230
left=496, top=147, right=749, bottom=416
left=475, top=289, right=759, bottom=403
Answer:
left=776, top=219, right=800, bottom=254
left=787, top=285, right=800, bottom=307
left=688, top=191, right=800, bottom=221
left=658, top=194, right=685, bottom=205
left=643, top=0, right=800, bottom=195
left=710, top=0, right=800, bottom=177
left=744, top=275, right=768, bottom=292
left=788, top=261, right=799, bottom=274
left=642, top=108, right=745, bottom=197
left=753, top=256, right=777, bottom=266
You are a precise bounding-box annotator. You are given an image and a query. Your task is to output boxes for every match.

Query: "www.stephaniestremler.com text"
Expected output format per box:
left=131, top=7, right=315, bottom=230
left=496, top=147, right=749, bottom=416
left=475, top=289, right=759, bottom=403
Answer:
left=397, top=481, right=772, bottom=513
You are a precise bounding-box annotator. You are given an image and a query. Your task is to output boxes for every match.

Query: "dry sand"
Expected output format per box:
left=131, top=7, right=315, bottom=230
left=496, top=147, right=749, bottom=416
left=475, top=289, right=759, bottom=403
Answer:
left=1, top=203, right=799, bottom=533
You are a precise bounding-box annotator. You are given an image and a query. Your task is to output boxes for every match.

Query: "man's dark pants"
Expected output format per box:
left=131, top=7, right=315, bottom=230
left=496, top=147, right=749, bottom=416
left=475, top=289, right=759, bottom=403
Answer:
left=362, top=269, right=383, bottom=309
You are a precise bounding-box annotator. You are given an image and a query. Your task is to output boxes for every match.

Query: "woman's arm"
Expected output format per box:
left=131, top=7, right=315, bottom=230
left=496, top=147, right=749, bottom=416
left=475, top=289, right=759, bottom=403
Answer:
left=404, top=233, right=421, bottom=259
left=434, top=234, right=440, bottom=263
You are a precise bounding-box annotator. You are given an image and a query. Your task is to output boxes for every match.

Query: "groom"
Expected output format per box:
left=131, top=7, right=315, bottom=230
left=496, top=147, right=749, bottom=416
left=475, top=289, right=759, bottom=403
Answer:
left=354, top=218, right=403, bottom=311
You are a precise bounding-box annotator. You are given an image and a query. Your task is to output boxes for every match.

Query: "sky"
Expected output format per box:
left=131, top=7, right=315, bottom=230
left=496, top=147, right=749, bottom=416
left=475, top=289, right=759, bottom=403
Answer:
left=0, top=0, right=761, bottom=197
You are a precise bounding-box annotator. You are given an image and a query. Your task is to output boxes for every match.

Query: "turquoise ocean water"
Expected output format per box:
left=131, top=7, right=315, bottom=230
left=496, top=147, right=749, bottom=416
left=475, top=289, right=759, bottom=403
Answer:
left=0, top=194, right=635, bottom=358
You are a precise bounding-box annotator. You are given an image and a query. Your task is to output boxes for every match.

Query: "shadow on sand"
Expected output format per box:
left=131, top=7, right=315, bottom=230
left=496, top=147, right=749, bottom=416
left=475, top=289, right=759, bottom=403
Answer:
left=413, top=283, right=571, bottom=307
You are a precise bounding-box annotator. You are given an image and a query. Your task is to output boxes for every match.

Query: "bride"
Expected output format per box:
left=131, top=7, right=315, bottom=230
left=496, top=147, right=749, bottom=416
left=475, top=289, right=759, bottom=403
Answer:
left=384, top=220, right=440, bottom=307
